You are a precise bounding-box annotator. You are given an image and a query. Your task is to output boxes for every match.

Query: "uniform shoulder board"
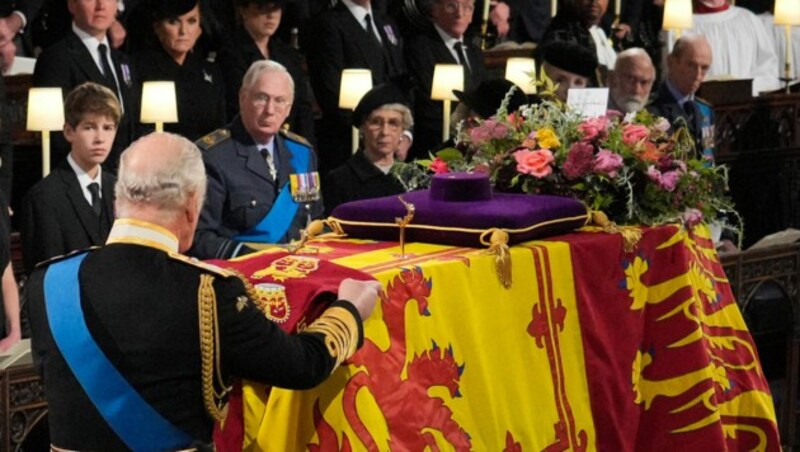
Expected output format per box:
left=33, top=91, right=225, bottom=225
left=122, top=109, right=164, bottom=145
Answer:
left=280, top=129, right=312, bottom=148
left=196, top=129, right=231, bottom=151
left=167, top=252, right=236, bottom=278
left=34, top=247, right=100, bottom=270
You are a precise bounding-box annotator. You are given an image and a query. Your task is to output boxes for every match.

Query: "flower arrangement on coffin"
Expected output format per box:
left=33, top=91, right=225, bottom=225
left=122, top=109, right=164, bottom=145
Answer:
left=394, top=85, right=741, bottom=243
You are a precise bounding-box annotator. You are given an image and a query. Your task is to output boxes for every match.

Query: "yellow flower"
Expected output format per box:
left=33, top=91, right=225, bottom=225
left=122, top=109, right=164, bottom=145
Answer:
left=536, top=127, right=560, bottom=150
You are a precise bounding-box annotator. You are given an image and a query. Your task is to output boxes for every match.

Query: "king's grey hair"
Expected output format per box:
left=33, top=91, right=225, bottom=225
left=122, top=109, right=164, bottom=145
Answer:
left=115, top=133, right=207, bottom=217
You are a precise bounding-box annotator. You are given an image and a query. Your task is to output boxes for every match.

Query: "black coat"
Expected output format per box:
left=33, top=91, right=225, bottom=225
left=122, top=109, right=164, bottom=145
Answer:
left=32, top=31, right=141, bottom=173
left=133, top=47, right=226, bottom=142
left=304, top=2, right=406, bottom=173
left=646, top=82, right=711, bottom=153
left=20, top=160, right=115, bottom=275
left=322, top=151, right=405, bottom=215
left=405, top=24, right=487, bottom=161
left=27, top=236, right=361, bottom=448
left=216, top=26, right=315, bottom=144
left=191, top=117, right=324, bottom=259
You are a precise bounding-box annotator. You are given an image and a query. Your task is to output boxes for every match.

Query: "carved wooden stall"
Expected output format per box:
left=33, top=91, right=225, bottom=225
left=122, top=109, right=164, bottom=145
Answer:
left=712, top=92, right=800, bottom=248
left=722, top=244, right=800, bottom=449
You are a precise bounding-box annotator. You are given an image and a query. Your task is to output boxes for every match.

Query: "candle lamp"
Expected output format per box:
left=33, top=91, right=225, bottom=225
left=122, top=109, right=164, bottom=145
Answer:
left=26, top=87, right=64, bottom=178
left=338, top=69, right=373, bottom=154
left=140, top=81, right=178, bottom=133
left=431, top=64, right=464, bottom=142
left=505, top=58, right=537, bottom=94
left=662, top=0, right=693, bottom=51
left=775, top=0, right=800, bottom=92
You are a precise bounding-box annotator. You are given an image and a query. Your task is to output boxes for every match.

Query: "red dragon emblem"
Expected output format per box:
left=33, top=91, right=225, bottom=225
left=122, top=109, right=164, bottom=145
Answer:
left=338, top=266, right=472, bottom=450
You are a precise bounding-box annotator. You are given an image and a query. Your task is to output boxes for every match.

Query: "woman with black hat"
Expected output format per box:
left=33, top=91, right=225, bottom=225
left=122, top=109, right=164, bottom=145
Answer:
left=132, top=0, right=227, bottom=141
left=322, top=83, right=413, bottom=215
left=215, top=0, right=316, bottom=145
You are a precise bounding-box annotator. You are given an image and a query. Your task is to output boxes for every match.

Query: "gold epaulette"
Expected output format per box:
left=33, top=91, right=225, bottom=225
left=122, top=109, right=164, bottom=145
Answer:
left=197, top=128, right=231, bottom=151
left=197, top=273, right=231, bottom=424
left=279, top=129, right=312, bottom=148
left=34, top=246, right=101, bottom=270
left=167, top=252, right=236, bottom=278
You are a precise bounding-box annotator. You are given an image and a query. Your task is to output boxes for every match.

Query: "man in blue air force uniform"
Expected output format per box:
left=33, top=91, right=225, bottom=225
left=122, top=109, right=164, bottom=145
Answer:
left=192, top=60, right=323, bottom=260
left=27, top=132, right=379, bottom=450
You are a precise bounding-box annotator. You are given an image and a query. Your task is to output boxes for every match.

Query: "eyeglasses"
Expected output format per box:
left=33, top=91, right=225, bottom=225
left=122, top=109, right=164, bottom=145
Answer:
left=441, top=0, right=474, bottom=13
left=365, top=116, right=403, bottom=131
left=251, top=93, right=291, bottom=110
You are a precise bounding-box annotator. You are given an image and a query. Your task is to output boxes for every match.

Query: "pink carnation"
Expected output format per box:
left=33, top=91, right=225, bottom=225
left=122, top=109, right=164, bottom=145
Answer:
left=578, top=116, right=610, bottom=141
left=682, top=208, right=704, bottom=226
left=660, top=170, right=680, bottom=192
left=622, top=124, right=650, bottom=145
left=593, top=149, right=624, bottom=178
left=430, top=157, right=450, bottom=174
left=514, top=149, right=554, bottom=178
left=562, top=141, right=595, bottom=180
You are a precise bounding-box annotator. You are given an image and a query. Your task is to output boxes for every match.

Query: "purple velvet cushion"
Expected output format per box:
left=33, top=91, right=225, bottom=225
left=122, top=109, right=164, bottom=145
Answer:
left=330, top=174, right=589, bottom=247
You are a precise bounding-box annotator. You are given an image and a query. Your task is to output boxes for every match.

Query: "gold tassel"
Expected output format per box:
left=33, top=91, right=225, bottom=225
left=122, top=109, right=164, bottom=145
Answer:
left=198, top=274, right=231, bottom=425
left=589, top=211, right=643, bottom=253
left=481, top=228, right=512, bottom=289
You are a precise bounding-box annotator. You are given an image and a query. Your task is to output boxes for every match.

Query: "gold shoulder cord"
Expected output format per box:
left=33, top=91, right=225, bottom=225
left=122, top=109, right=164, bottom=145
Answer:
left=198, top=274, right=232, bottom=423
left=229, top=269, right=270, bottom=316
left=304, top=307, right=360, bottom=370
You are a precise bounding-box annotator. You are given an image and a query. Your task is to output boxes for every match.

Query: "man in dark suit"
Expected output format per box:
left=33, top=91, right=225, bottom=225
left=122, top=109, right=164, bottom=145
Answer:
left=304, top=0, right=406, bottom=175
left=21, top=82, right=119, bottom=275
left=405, top=0, right=488, bottom=161
left=27, top=131, right=380, bottom=450
left=32, top=0, right=140, bottom=173
left=191, top=60, right=323, bottom=260
left=647, top=34, right=715, bottom=162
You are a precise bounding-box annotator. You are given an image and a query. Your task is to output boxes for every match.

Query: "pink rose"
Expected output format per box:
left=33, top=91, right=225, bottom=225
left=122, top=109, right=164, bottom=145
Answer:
left=622, top=124, right=650, bottom=145
left=514, top=149, right=554, bottom=178
left=653, top=117, right=670, bottom=133
left=578, top=116, right=609, bottom=141
left=593, top=149, right=624, bottom=178
left=430, top=157, right=450, bottom=174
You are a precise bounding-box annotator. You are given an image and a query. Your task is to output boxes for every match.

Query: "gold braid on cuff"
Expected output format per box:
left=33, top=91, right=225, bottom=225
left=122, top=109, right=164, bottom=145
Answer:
left=304, top=306, right=360, bottom=370
left=198, top=274, right=232, bottom=424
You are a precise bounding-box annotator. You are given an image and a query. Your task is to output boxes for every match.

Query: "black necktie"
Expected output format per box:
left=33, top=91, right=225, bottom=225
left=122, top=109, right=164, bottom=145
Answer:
left=97, top=44, right=120, bottom=97
left=364, top=14, right=381, bottom=46
left=683, top=100, right=699, bottom=135
left=87, top=182, right=101, bottom=216
left=454, top=41, right=470, bottom=75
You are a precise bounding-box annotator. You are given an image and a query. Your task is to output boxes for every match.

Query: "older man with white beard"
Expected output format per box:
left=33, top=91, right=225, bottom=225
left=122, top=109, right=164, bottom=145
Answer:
left=607, top=48, right=655, bottom=114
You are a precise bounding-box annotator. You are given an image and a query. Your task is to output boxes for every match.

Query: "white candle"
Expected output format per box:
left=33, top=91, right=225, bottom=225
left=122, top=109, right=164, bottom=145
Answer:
left=615, top=0, right=621, bottom=16
left=482, top=0, right=491, bottom=23
left=786, top=24, right=794, bottom=79
left=551, top=0, right=557, bottom=17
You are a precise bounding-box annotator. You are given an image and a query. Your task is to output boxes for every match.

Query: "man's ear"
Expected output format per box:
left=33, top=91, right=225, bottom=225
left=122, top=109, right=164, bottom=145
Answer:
left=63, top=124, right=75, bottom=144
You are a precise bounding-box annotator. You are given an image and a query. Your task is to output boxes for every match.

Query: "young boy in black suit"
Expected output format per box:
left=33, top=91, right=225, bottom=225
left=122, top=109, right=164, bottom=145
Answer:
left=21, top=82, right=121, bottom=275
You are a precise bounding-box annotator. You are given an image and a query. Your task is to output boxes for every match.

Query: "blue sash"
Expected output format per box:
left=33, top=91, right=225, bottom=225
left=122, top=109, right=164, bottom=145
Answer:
left=235, top=139, right=311, bottom=243
left=44, top=253, right=193, bottom=450
left=697, top=102, right=715, bottom=166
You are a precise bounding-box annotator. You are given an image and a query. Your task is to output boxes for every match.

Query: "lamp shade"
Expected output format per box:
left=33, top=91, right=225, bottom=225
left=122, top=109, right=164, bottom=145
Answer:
left=26, top=88, right=64, bottom=131
left=339, top=69, right=373, bottom=109
left=505, top=58, right=537, bottom=94
left=140, top=81, right=178, bottom=124
left=775, top=0, right=800, bottom=25
left=431, top=64, right=464, bottom=101
left=662, top=0, right=693, bottom=30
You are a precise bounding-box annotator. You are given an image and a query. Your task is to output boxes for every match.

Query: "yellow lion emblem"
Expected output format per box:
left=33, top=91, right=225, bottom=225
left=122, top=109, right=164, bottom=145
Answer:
left=251, top=255, right=320, bottom=282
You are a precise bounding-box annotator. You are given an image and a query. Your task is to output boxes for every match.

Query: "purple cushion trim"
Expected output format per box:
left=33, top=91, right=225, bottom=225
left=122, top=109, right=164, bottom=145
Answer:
left=330, top=191, right=589, bottom=247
